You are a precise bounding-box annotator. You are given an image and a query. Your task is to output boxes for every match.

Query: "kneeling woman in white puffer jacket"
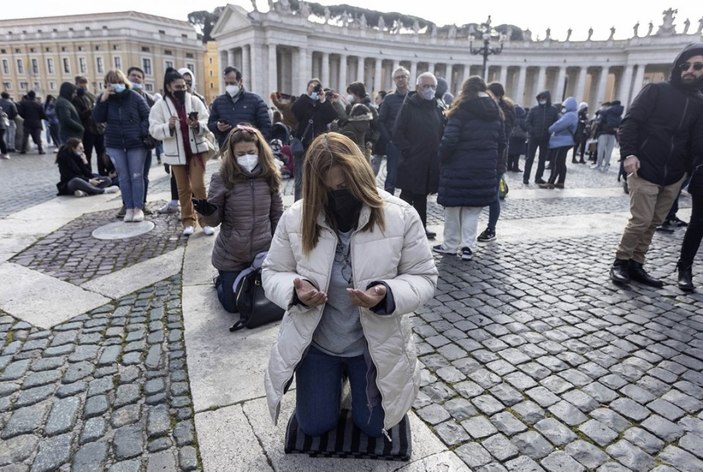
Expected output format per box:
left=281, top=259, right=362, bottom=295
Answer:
left=262, top=132, right=438, bottom=438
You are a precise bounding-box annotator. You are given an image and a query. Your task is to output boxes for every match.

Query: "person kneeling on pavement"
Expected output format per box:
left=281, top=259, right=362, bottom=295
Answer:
left=55, top=138, right=119, bottom=198
left=193, top=124, right=283, bottom=313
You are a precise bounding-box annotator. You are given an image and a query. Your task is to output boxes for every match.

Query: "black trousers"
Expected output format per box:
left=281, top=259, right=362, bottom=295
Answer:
left=21, top=126, right=43, bottom=152
left=399, top=190, right=428, bottom=228
left=83, top=130, right=106, bottom=175
left=679, top=190, right=703, bottom=267
left=547, top=146, right=570, bottom=185
left=524, top=137, right=549, bottom=183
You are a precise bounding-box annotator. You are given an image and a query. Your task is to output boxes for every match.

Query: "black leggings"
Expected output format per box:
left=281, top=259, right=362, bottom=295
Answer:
left=547, top=146, right=570, bottom=185
left=679, top=190, right=703, bottom=267
left=399, top=190, right=428, bottom=228
left=67, top=176, right=112, bottom=195
left=0, top=129, right=7, bottom=154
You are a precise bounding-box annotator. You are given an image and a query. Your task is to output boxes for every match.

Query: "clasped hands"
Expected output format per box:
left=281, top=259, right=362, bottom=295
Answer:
left=293, top=278, right=386, bottom=309
left=192, top=198, right=217, bottom=216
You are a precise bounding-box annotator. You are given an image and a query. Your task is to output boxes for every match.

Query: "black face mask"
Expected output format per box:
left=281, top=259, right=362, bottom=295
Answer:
left=327, top=188, right=362, bottom=232
left=76, top=88, right=86, bottom=96
left=173, top=90, right=186, bottom=102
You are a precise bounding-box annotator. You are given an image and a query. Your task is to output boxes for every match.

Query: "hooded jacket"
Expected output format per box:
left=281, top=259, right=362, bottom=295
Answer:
left=596, top=101, right=624, bottom=136
left=56, top=83, right=84, bottom=140
left=526, top=91, right=559, bottom=139
left=619, top=43, right=703, bottom=186
left=178, top=67, right=206, bottom=105
left=548, top=97, right=579, bottom=149
left=393, top=92, right=445, bottom=194
left=262, top=192, right=438, bottom=431
left=438, top=94, right=505, bottom=207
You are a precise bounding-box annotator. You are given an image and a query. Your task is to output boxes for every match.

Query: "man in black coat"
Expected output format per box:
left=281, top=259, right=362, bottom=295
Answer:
left=73, top=76, right=106, bottom=174
left=18, top=90, right=46, bottom=154
left=393, top=72, right=445, bottom=239
left=523, top=91, right=558, bottom=184
left=611, top=43, right=703, bottom=288
left=378, top=67, right=410, bottom=194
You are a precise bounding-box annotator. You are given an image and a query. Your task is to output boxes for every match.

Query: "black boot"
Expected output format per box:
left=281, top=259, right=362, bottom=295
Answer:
left=629, top=261, right=663, bottom=288
left=610, top=259, right=631, bottom=284
left=677, top=263, right=694, bottom=292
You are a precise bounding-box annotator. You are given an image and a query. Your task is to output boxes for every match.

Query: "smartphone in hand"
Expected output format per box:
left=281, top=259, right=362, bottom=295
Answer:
left=188, top=111, right=199, bottom=121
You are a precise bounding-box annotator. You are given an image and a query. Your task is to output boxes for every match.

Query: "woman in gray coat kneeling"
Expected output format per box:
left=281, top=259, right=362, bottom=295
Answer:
left=262, top=133, right=438, bottom=439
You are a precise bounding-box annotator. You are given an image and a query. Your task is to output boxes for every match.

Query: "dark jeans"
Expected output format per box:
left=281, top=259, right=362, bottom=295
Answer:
left=487, top=173, right=503, bottom=231
left=399, top=190, right=427, bottom=228
left=143, top=151, right=152, bottom=204
left=296, top=346, right=385, bottom=437
left=507, top=152, right=521, bottom=171
left=83, top=130, right=106, bottom=175
left=384, top=142, right=400, bottom=194
left=679, top=190, right=703, bottom=267
left=294, top=154, right=304, bottom=201
left=0, top=129, right=6, bottom=154
left=573, top=138, right=587, bottom=161
left=524, top=136, right=549, bottom=183
left=66, top=176, right=112, bottom=195
left=216, top=270, right=241, bottom=313
left=21, top=126, right=43, bottom=153
left=547, top=146, right=570, bottom=185
left=48, top=123, right=61, bottom=147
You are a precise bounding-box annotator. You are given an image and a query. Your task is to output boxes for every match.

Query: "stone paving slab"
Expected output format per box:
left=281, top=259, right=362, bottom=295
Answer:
left=0, top=262, right=111, bottom=329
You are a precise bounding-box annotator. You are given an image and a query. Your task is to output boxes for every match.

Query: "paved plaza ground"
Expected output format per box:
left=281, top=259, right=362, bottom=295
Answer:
left=0, top=146, right=702, bottom=472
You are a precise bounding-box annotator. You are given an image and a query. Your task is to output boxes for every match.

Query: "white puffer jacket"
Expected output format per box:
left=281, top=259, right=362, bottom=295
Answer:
left=262, top=191, right=438, bottom=431
left=148, top=93, right=210, bottom=165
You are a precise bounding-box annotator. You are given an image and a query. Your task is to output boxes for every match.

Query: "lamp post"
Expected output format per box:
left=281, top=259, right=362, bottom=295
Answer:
left=469, top=16, right=504, bottom=82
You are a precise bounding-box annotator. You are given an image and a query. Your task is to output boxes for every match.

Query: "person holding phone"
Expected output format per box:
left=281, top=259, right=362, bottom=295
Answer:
left=149, top=67, right=214, bottom=236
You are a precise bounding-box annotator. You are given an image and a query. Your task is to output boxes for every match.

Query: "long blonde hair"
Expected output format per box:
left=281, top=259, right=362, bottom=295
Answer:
left=301, top=132, right=385, bottom=254
left=219, top=124, right=281, bottom=193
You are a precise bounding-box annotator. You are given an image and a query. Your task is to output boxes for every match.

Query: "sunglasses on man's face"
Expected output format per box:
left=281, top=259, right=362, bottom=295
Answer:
left=678, top=62, right=703, bottom=72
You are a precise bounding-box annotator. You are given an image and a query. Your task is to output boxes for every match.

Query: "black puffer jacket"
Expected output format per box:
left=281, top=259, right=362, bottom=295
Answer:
left=93, top=89, right=150, bottom=150
left=393, top=92, right=445, bottom=194
left=620, top=43, right=703, bottom=187
left=438, top=95, right=505, bottom=207
left=18, top=97, right=45, bottom=129
left=525, top=91, right=558, bottom=139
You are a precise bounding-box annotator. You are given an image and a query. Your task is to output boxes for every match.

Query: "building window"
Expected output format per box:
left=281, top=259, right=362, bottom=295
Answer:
left=31, top=58, right=39, bottom=75
left=186, top=63, right=194, bottom=72
left=113, top=56, right=122, bottom=69
left=63, top=57, right=70, bottom=74
left=30, top=48, right=35, bottom=53
left=15, top=48, right=21, bottom=53
left=79, top=57, right=87, bottom=74
left=209, top=57, right=213, bottom=64
left=141, top=46, right=150, bottom=52
left=20, top=82, right=28, bottom=90
left=49, top=81, right=56, bottom=90
left=33, top=82, right=40, bottom=90
left=165, top=60, right=173, bottom=69
left=1, top=59, right=9, bottom=75
left=16, top=59, right=24, bottom=74
left=145, top=83, right=154, bottom=92
left=95, top=45, right=100, bottom=51
left=2, top=82, right=11, bottom=90
left=47, top=58, right=54, bottom=74
left=45, top=47, right=51, bottom=52
left=96, top=57, right=104, bottom=74
left=78, top=46, right=83, bottom=52
left=210, top=83, right=214, bottom=89
left=113, top=45, right=118, bottom=50
left=209, top=70, right=213, bottom=77
left=142, top=58, right=152, bottom=76
left=61, top=47, right=66, bottom=52
left=186, top=53, right=194, bottom=59
left=164, top=49, right=172, bottom=55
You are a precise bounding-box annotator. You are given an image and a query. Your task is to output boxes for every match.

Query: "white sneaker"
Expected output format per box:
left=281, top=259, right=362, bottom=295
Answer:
left=124, top=208, right=135, bottom=222
left=132, top=209, right=145, bottom=222
left=74, top=190, right=88, bottom=197
left=202, top=225, right=215, bottom=236
left=158, top=201, right=179, bottom=214
left=0, top=154, right=10, bottom=160
left=103, top=186, right=119, bottom=194
left=182, top=226, right=195, bottom=236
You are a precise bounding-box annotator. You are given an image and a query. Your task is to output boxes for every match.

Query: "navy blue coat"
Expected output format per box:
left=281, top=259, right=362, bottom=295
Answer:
left=207, top=91, right=272, bottom=145
left=93, top=90, right=150, bottom=150
left=438, top=96, right=505, bottom=208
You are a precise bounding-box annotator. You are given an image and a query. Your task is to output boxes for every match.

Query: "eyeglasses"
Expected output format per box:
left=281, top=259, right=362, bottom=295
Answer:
left=393, top=75, right=409, bottom=80
left=678, top=62, right=703, bottom=71
left=419, top=84, right=436, bottom=90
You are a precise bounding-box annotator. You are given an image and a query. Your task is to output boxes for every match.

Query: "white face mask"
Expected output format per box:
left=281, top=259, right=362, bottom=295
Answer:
left=131, top=83, right=143, bottom=91
left=538, top=100, right=547, bottom=106
left=225, top=85, right=240, bottom=97
left=419, top=87, right=436, bottom=100
left=346, top=94, right=355, bottom=103
left=237, top=153, right=259, bottom=172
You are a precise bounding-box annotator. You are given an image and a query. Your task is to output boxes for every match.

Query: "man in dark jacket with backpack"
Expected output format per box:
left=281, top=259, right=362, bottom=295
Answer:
left=523, top=90, right=558, bottom=184
left=610, top=43, right=703, bottom=288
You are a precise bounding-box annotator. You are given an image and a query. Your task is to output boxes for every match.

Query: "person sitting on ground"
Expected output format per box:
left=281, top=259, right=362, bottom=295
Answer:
left=262, top=132, right=437, bottom=439
left=193, top=124, right=283, bottom=313
left=55, top=138, right=118, bottom=197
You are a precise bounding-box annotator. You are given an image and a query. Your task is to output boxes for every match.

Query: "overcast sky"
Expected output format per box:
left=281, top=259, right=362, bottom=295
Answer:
left=4, top=1, right=701, bottom=42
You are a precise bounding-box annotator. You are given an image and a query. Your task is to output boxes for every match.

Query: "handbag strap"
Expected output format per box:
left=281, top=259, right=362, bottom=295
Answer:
left=300, top=119, right=314, bottom=143
left=229, top=320, right=244, bottom=332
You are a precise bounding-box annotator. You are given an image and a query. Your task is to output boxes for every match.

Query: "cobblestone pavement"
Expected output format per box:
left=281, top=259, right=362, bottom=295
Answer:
left=1, top=151, right=702, bottom=471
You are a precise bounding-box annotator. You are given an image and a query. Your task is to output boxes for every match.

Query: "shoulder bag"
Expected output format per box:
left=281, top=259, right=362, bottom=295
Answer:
left=230, top=267, right=285, bottom=332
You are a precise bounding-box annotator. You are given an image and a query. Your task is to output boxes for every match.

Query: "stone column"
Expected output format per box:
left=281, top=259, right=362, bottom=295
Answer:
left=357, top=57, right=365, bottom=84
left=595, top=65, right=610, bottom=105
left=535, top=66, right=546, bottom=93
left=339, top=55, right=348, bottom=90
left=227, top=49, right=235, bottom=69
left=574, top=67, right=588, bottom=102
left=499, top=66, right=508, bottom=86
left=555, top=66, right=567, bottom=101
left=242, top=46, right=251, bottom=82
left=446, top=64, right=454, bottom=94
left=462, top=64, right=471, bottom=87
left=321, top=52, right=330, bottom=87
left=392, top=60, right=400, bottom=74
left=428, top=63, right=436, bottom=75
left=620, top=64, right=635, bottom=107
left=410, top=61, right=418, bottom=83
left=631, top=64, right=646, bottom=102
left=219, top=51, right=228, bottom=93
left=515, top=66, right=527, bottom=106
left=295, top=47, right=310, bottom=95
left=268, top=44, right=278, bottom=98
left=373, top=58, right=382, bottom=93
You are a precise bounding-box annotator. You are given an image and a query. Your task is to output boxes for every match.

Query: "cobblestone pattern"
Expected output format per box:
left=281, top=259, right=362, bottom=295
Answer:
left=414, top=232, right=703, bottom=471
left=0, top=275, right=202, bottom=471
left=10, top=209, right=187, bottom=286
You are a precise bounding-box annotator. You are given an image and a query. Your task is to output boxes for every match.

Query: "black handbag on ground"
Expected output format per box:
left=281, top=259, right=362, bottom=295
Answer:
left=230, top=268, right=285, bottom=332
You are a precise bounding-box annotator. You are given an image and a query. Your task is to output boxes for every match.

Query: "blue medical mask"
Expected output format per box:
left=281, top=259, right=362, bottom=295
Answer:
left=132, top=83, right=143, bottom=91
left=111, top=83, right=126, bottom=94
left=310, top=92, right=319, bottom=101
left=419, top=87, right=436, bottom=100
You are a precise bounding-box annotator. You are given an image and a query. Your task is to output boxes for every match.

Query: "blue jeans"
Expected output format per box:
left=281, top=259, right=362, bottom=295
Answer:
left=487, top=173, right=503, bottom=231
left=216, top=270, right=240, bottom=313
left=143, top=150, right=152, bottom=204
left=108, top=147, right=146, bottom=209
left=384, top=142, right=400, bottom=194
left=296, top=346, right=385, bottom=437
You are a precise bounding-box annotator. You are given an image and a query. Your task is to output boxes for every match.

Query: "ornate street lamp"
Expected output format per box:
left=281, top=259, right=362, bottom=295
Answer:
left=469, top=16, right=504, bottom=81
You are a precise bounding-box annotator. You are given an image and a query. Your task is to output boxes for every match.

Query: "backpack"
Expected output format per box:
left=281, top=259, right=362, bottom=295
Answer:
left=229, top=267, right=285, bottom=332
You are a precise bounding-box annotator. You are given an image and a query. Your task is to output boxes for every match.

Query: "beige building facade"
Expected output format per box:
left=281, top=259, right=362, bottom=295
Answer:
left=0, top=11, right=204, bottom=99
left=211, top=5, right=701, bottom=111
left=202, top=41, right=220, bottom=106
